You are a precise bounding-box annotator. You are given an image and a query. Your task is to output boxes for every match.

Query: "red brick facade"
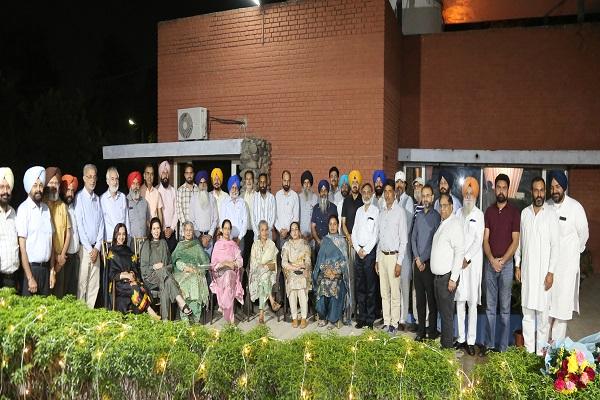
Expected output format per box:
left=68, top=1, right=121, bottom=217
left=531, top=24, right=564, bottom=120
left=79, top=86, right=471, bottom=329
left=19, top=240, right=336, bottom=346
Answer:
left=157, top=1, right=599, bottom=271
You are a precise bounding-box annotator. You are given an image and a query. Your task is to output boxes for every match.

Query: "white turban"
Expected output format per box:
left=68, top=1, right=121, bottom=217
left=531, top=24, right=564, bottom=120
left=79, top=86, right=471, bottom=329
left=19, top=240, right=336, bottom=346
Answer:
left=158, top=160, right=170, bottom=176
left=0, top=167, right=14, bottom=190
left=23, top=166, right=46, bottom=194
left=394, top=171, right=406, bottom=182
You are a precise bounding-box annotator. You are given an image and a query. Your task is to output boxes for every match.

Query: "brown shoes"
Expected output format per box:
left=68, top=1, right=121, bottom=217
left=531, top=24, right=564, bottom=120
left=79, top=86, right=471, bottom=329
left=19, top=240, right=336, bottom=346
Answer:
left=292, top=319, right=299, bottom=328
left=299, top=319, right=307, bottom=329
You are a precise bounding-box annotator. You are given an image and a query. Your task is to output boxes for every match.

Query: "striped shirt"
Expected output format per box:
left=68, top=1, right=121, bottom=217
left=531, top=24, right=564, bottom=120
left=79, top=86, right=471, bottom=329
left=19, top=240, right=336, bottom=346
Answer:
left=252, top=191, right=276, bottom=238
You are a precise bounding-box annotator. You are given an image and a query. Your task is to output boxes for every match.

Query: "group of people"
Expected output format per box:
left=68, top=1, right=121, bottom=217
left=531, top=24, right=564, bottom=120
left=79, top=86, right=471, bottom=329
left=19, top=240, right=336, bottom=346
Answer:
left=0, top=162, right=588, bottom=355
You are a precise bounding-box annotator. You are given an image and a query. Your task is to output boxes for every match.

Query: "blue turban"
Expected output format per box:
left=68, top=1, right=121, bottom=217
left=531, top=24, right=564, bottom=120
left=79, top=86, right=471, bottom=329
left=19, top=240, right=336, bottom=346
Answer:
left=372, top=170, right=386, bottom=184
left=339, top=174, right=349, bottom=186
left=227, top=175, right=241, bottom=191
left=195, top=170, right=209, bottom=185
left=549, top=170, right=568, bottom=191
left=23, top=166, right=46, bottom=193
left=318, top=179, right=330, bottom=192
left=439, top=170, right=455, bottom=188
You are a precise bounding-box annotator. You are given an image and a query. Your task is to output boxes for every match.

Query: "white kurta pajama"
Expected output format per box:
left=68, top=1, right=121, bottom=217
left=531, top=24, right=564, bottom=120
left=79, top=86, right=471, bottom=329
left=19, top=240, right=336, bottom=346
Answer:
left=455, top=205, right=484, bottom=346
left=547, top=195, right=589, bottom=340
left=515, top=205, right=559, bottom=354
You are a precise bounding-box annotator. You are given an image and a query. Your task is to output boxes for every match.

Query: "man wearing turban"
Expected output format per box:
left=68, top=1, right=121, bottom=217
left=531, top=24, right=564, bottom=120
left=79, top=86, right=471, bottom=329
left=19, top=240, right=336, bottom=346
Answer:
left=44, top=167, right=72, bottom=298
left=141, top=164, right=164, bottom=226
left=335, top=173, right=350, bottom=234
left=299, top=171, right=318, bottom=246
left=189, top=170, right=218, bottom=253
left=60, top=174, right=81, bottom=296
left=372, top=170, right=386, bottom=209
left=176, top=163, right=198, bottom=239
left=219, top=175, right=248, bottom=252
left=210, top=167, right=230, bottom=219
left=0, top=167, right=19, bottom=289
left=434, top=170, right=462, bottom=216
left=16, top=166, right=54, bottom=296
left=546, top=170, right=588, bottom=341
left=157, top=161, right=177, bottom=252
left=454, top=176, right=484, bottom=356
left=126, top=171, right=151, bottom=253
left=311, top=179, right=338, bottom=249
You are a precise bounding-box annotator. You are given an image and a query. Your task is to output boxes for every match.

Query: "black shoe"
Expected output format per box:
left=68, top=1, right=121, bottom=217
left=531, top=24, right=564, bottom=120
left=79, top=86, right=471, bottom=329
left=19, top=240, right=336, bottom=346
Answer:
left=355, top=321, right=366, bottom=329
left=398, top=323, right=406, bottom=331
left=453, top=341, right=465, bottom=350
left=428, top=332, right=440, bottom=341
left=366, top=323, right=374, bottom=329
left=414, top=334, right=426, bottom=342
left=407, top=323, right=418, bottom=333
left=466, top=345, right=476, bottom=356
left=478, top=345, right=488, bottom=357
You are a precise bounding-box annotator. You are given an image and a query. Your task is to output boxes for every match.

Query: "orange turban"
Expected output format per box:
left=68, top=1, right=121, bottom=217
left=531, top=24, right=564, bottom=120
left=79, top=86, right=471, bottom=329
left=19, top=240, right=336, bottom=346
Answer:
left=462, top=177, right=479, bottom=199
left=61, top=174, right=79, bottom=193
left=127, top=171, right=142, bottom=189
left=349, top=170, right=362, bottom=185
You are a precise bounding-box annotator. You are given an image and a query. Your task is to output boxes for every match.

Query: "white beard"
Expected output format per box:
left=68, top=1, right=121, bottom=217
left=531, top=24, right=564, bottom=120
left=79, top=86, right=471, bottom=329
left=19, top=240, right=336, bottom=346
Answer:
left=302, top=188, right=311, bottom=202
left=319, top=197, right=328, bottom=213
left=108, top=184, right=118, bottom=195
left=198, top=189, right=209, bottom=209
left=131, top=190, right=140, bottom=201
left=462, top=199, right=474, bottom=216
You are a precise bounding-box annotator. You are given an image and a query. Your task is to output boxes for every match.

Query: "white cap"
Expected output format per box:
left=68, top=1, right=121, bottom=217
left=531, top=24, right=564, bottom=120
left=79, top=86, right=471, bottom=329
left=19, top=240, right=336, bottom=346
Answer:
left=394, top=171, right=406, bottom=182
left=412, top=177, right=425, bottom=186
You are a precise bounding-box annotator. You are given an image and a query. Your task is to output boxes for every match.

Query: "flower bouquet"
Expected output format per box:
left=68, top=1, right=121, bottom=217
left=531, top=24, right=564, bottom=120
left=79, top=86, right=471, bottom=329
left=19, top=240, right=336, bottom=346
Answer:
left=544, top=337, right=599, bottom=394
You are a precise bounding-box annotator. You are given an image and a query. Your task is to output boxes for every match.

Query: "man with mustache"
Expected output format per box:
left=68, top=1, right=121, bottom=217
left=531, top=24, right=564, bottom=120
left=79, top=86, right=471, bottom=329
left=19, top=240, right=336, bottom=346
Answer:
left=252, top=173, right=276, bottom=239
left=274, top=170, right=299, bottom=248
left=299, top=171, right=318, bottom=247
left=210, top=168, right=230, bottom=219
left=176, top=163, right=198, bottom=238
left=241, top=170, right=256, bottom=267
left=219, top=175, right=248, bottom=252
left=454, top=177, right=484, bottom=356
left=482, top=173, right=520, bottom=355
left=75, top=164, right=105, bottom=308
left=394, top=171, right=414, bottom=331
left=372, top=170, right=386, bottom=209
left=0, top=168, right=19, bottom=289
left=412, top=177, right=425, bottom=217
left=44, top=167, right=71, bottom=298
left=514, top=177, right=559, bottom=355
left=100, top=167, right=128, bottom=243
left=351, top=182, right=380, bottom=329
left=60, top=174, right=80, bottom=296
left=546, top=170, right=588, bottom=341
left=16, top=166, right=54, bottom=296
left=157, top=161, right=177, bottom=252
left=434, top=170, right=462, bottom=215
left=411, top=184, right=441, bottom=341
left=335, top=174, right=350, bottom=234
left=126, top=171, right=151, bottom=251
left=311, top=180, right=338, bottom=250
left=189, top=170, right=218, bottom=254
left=141, top=164, right=164, bottom=226
left=328, top=166, right=342, bottom=205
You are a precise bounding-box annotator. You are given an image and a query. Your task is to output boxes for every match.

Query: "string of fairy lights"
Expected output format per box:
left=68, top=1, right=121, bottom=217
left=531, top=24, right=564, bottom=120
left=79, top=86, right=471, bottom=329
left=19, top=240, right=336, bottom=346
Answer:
left=0, top=294, right=482, bottom=399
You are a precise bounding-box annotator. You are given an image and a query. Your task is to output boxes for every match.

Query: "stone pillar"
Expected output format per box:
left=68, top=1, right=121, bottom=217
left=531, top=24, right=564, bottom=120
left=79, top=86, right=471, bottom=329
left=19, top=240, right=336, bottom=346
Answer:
left=240, top=137, right=271, bottom=185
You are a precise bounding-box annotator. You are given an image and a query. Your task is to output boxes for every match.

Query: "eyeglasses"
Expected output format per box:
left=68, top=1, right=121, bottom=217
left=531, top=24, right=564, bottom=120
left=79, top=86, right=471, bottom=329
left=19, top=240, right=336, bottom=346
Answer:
left=439, top=203, right=452, bottom=209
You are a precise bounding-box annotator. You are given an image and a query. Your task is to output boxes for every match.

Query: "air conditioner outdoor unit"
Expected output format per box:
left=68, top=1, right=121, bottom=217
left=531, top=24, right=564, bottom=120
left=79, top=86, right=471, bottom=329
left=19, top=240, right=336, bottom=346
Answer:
left=177, top=107, right=208, bottom=141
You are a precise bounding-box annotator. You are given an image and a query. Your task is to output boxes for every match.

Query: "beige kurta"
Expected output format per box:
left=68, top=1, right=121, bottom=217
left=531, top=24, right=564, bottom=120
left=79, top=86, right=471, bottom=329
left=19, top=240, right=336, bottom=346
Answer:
left=281, top=239, right=312, bottom=295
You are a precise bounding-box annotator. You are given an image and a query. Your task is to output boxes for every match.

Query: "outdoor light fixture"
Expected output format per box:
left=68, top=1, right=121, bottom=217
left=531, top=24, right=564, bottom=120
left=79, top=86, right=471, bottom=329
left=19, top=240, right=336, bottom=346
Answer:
left=128, top=118, right=136, bottom=126
left=252, top=0, right=260, bottom=5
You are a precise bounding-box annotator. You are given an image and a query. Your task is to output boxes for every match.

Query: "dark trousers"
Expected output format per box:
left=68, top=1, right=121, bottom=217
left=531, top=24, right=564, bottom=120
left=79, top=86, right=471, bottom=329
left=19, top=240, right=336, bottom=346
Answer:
left=354, top=248, right=378, bottom=325
left=22, top=263, right=50, bottom=296
left=0, top=272, right=17, bottom=289
left=62, top=252, right=80, bottom=296
left=165, top=233, right=177, bottom=253
left=413, top=261, right=437, bottom=336
left=242, top=230, right=254, bottom=269
left=434, top=272, right=456, bottom=348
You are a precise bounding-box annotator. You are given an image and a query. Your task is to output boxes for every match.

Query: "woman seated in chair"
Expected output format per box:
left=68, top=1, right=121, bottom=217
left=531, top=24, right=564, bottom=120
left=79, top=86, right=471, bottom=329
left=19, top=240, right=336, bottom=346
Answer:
left=140, top=217, right=193, bottom=320
left=282, top=221, right=312, bottom=329
left=171, top=221, right=211, bottom=323
left=107, top=223, right=159, bottom=319
left=210, top=219, right=244, bottom=324
left=313, top=215, right=351, bottom=329
left=249, top=220, right=281, bottom=324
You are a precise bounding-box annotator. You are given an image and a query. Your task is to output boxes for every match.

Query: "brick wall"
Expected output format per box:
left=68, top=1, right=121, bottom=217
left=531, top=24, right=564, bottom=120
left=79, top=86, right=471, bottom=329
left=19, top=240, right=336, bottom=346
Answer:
left=158, top=0, right=388, bottom=191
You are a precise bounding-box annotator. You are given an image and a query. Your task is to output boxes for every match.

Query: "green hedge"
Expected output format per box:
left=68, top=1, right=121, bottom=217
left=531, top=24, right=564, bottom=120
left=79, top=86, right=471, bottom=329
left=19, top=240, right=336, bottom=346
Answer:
left=0, top=288, right=465, bottom=399
left=473, top=347, right=600, bottom=399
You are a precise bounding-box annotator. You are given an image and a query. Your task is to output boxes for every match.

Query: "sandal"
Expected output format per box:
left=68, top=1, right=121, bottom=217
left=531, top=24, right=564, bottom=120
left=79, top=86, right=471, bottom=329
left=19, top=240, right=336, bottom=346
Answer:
left=318, top=320, right=328, bottom=328
left=270, top=300, right=281, bottom=313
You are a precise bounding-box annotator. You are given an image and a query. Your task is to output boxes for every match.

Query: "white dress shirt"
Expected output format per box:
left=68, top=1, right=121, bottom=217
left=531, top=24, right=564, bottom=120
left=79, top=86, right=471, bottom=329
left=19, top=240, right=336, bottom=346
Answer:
left=0, top=205, right=20, bottom=273
left=242, top=187, right=255, bottom=230
left=66, top=203, right=80, bottom=254
left=75, top=189, right=104, bottom=252
left=252, top=191, right=276, bottom=237
left=16, top=197, right=54, bottom=263
left=220, top=196, right=248, bottom=240
left=275, top=189, right=299, bottom=232
left=100, top=190, right=129, bottom=241
left=351, top=202, right=379, bottom=255
left=211, top=189, right=230, bottom=221
left=376, top=200, right=407, bottom=264
left=430, top=214, right=464, bottom=282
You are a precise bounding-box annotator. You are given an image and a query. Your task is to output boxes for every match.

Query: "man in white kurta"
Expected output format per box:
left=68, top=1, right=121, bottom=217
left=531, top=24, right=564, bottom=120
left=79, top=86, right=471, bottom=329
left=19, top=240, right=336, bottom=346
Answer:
left=546, top=171, right=589, bottom=341
left=515, top=177, right=559, bottom=355
left=454, top=177, right=484, bottom=355
left=394, top=171, right=414, bottom=330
